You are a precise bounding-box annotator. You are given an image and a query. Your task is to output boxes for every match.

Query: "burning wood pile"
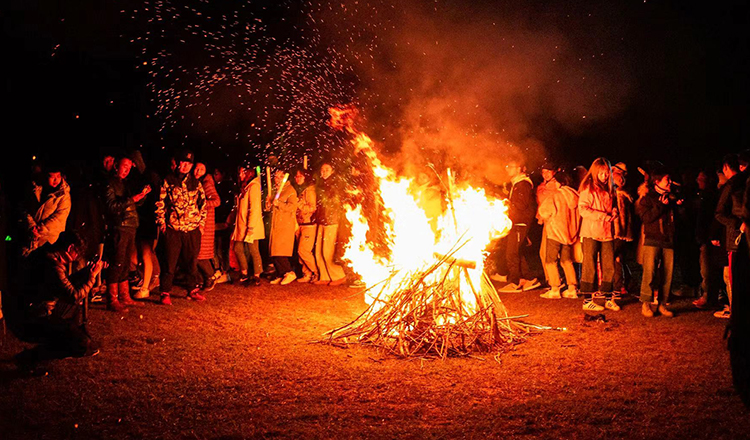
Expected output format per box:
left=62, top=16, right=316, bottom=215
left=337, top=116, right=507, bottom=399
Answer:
left=321, top=106, right=536, bottom=359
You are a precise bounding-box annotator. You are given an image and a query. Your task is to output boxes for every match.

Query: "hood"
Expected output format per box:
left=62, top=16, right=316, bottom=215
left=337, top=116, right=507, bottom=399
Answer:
left=560, top=186, right=579, bottom=209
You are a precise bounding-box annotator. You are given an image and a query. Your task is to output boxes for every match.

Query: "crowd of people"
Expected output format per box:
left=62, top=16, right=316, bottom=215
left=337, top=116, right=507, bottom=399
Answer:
left=492, top=152, right=750, bottom=323
left=3, top=147, right=750, bottom=372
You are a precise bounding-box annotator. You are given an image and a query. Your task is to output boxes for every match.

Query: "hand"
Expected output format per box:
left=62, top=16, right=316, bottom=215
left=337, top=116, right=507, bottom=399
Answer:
left=272, top=199, right=279, bottom=207
left=31, top=226, right=41, bottom=238
left=711, top=240, right=720, bottom=247
left=659, top=194, right=669, bottom=205
left=142, top=185, right=152, bottom=195
left=90, top=260, right=105, bottom=276
left=741, top=223, right=747, bottom=234
left=676, top=198, right=684, bottom=206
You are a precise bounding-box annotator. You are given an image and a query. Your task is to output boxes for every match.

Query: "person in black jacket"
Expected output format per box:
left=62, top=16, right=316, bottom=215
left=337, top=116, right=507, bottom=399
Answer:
left=499, top=160, right=540, bottom=292
left=636, top=166, right=680, bottom=318
left=103, top=156, right=150, bottom=312
left=714, top=154, right=746, bottom=319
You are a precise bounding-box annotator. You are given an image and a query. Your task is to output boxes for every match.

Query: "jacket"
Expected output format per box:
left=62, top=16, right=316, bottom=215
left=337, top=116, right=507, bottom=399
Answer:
left=614, top=188, right=635, bottom=241
left=538, top=186, right=580, bottom=245
left=104, top=175, right=139, bottom=229
left=316, top=175, right=343, bottom=226
left=578, top=187, right=616, bottom=242
left=509, top=175, right=535, bottom=226
left=25, top=180, right=71, bottom=252
left=296, top=183, right=317, bottom=225
left=636, top=189, right=676, bottom=249
left=231, top=177, right=265, bottom=243
left=269, top=184, right=298, bottom=257
left=198, top=174, right=221, bottom=260
left=715, top=173, right=746, bottom=252
left=155, top=172, right=207, bottom=233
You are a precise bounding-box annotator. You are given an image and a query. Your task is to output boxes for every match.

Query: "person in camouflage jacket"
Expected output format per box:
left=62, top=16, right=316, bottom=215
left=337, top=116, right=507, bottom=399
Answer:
left=155, top=150, right=207, bottom=304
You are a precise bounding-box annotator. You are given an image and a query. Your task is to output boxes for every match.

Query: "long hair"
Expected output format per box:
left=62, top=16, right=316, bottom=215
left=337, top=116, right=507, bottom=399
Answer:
left=579, top=157, right=614, bottom=196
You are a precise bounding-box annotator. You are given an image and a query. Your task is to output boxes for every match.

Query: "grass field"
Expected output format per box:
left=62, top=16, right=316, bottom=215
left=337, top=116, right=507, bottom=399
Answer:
left=1, top=280, right=748, bottom=439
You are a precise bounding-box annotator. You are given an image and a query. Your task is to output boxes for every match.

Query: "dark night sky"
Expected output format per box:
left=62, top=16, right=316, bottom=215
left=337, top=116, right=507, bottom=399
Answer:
left=2, top=0, right=750, bottom=182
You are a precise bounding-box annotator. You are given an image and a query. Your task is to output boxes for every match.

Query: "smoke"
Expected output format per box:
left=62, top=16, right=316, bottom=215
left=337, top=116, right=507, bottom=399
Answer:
left=313, top=0, right=633, bottom=184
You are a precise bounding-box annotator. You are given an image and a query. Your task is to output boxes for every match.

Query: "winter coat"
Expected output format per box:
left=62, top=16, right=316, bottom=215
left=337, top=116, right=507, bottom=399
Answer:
left=614, top=188, right=635, bottom=241
left=509, top=175, right=535, bottom=226
left=103, top=175, right=139, bottom=229
left=156, top=172, right=207, bottom=233
left=270, top=184, right=298, bottom=257
left=636, top=189, right=676, bottom=249
left=25, top=180, right=71, bottom=252
left=198, top=174, right=221, bottom=260
left=538, top=186, right=580, bottom=246
left=716, top=173, right=746, bottom=252
left=578, top=187, right=616, bottom=242
left=316, top=175, right=343, bottom=226
left=296, top=183, right=317, bottom=225
left=231, top=177, right=264, bottom=243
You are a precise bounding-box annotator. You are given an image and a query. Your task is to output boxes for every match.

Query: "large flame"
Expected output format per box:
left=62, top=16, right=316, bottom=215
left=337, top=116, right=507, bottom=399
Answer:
left=331, top=106, right=513, bottom=315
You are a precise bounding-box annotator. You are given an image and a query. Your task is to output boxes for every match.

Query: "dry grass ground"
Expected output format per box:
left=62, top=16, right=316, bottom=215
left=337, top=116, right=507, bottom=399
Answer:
left=1, top=281, right=748, bottom=439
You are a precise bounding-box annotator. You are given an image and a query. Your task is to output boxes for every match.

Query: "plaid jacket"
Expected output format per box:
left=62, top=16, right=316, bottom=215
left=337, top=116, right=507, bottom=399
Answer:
left=156, top=173, right=207, bottom=232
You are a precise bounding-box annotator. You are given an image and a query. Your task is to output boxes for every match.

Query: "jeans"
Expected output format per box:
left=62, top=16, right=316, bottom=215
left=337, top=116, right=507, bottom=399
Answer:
left=161, top=228, right=201, bottom=293
left=233, top=240, right=263, bottom=276
left=545, top=239, right=577, bottom=289
left=506, top=225, right=531, bottom=285
left=106, top=227, right=136, bottom=284
left=581, top=238, right=614, bottom=295
left=639, top=245, right=674, bottom=303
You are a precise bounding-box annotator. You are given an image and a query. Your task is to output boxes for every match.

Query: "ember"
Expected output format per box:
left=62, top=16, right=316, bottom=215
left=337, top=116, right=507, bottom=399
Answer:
left=323, top=107, right=534, bottom=359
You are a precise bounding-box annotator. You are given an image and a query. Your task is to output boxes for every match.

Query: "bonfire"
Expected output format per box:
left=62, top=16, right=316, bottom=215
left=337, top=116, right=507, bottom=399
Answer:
left=323, top=106, right=538, bottom=359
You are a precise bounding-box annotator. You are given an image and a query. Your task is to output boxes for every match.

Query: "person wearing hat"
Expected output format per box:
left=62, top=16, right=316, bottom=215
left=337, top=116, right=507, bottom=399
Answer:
left=155, top=149, right=207, bottom=305
left=612, top=162, right=635, bottom=297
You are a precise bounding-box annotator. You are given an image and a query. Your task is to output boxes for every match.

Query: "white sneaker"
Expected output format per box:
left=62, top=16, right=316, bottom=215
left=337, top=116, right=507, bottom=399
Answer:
left=499, top=282, right=522, bottom=293
left=562, top=287, right=579, bottom=299
left=280, top=272, right=297, bottom=285
left=714, top=305, right=731, bottom=319
left=270, top=278, right=282, bottom=285
left=216, top=272, right=232, bottom=284
left=583, top=300, right=605, bottom=312
left=521, top=278, right=541, bottom=291
left=133, top=288, right=150, bottom=299
left=490, top=273, right=508, bottom=282
left=605, top=299, right=621, bottom=311
left=540, top=289, right=561, bottom=299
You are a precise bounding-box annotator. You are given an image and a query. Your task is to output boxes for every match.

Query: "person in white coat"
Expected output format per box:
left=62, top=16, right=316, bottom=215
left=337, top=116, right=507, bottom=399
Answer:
left=230, top=162, right=264, bottom=286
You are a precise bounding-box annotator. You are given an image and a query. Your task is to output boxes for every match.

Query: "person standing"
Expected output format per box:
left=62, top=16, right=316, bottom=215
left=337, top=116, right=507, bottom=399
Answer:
left=713, top=154, right=747, bottom=319
left=194, top=162, right=221, bottom=292
left=267, top=169, right=299, bottom=285
left=536, top=161, right=560, bottom=289
left=612, top=162, right=635, bottom=297
left=294, top=168, right=318, bottom=283
left=130, top=150, right=162, bottom=299
left=23, top=165, right=71, bottom=256
left=155, top=150, right=207, bottom=305
left=538, top=171, right=580, bottom=299
left=499, top=160, right=540, bottom=292
left=578, top=158, right=619, bottom=312
left=636, top=165, right=679, bottom=318
left=103, top=156, right=150, bottom=312
left=230, top=162, right=264, bottom=286
left=213, top=167, right=234, bottom=280
left=314, top=162, right=347, bottom=286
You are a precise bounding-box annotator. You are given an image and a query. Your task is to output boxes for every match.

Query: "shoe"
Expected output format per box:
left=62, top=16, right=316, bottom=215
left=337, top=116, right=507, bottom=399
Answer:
left=499, top=283, right=522, bottom=293
left=106, top=284, right=127, bottom=312
left=188, top=288, right=206, bottom=301
left=521, top=278, right=541, bottom=291
left=641, top=302, right=654, bottom=318
left=605, top=299, right=621, bottom=311
left=562, top=287, right=579, bottom=299
left=583, top=300, right=605, bottom=312
left=297, top=274, right=313, bottom=283
left=490, top=273, right=508, bottom=282
left=133, top=288, right=150, bottom=300
left=159, top=293, right=173, bottom=306
left=714, top=305, right=731, bottom=319
left=611, top=292, right=622, bottom=301
left=202, top=277, right=216, bottom=292
left=540, top=289, right=562, bottom=299
left=329, top=277, right=347, bottom=286
left=592, top=291, right=606, bottom=300
left=657, top=303, right=673, bottom=318
left=118, top=281, right=140, bottom=307
left=237, top=274, right=249, bottom=285
left=270, top=277, right=282, bottom=285
left=250, top=276, right=261, bottom=286
left=216, top=273, right=231, bottom=284
left=693, top=296, right=708, bottom=309
left=280, top=272, right=297, bottom=285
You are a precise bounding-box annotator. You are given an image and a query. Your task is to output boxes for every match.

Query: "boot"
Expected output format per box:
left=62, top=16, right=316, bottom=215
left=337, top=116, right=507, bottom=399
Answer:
left=641, top=301, right=654, bottom=318
left=118, top=281, right=139, bottom=306
left=106, top=284, right=127, bottom=312
left=658, top=303, right=674, bottom=318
